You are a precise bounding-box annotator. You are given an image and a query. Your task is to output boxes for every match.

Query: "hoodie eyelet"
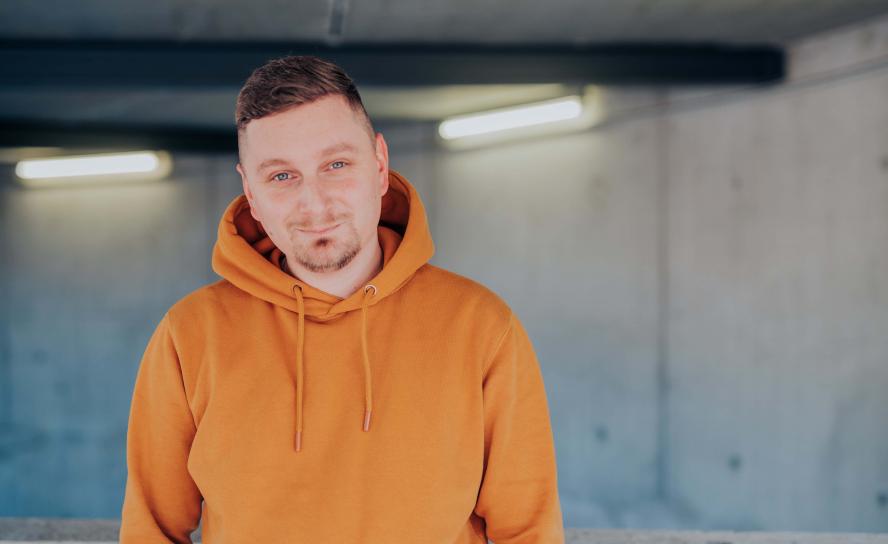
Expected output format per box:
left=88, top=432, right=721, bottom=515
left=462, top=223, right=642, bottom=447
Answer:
left=364, top=284, right=377, bottom=296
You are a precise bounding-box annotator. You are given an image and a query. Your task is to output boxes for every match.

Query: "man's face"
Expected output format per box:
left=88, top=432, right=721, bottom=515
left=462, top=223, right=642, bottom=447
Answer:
left=236, top=94, right=389, bottom=274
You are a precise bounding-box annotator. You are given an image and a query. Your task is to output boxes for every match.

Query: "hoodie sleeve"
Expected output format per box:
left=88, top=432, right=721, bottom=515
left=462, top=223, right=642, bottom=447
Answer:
left=473, top=312, right=565, bottom=543
left=120, top=312, right=203, bottom=543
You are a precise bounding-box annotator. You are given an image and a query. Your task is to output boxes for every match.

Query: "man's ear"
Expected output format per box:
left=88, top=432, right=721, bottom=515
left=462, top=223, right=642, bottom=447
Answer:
left=375, top=132, right=389, bottom=197
left=236, top=162, right=249, bottom=194
left=236, top=162, right=262, bottom=223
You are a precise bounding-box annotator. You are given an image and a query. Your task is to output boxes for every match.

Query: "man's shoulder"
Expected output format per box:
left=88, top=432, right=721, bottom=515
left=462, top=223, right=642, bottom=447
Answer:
left=414, top=263, right=513, bottom=323
left=165, top=278, right=243, bottom=325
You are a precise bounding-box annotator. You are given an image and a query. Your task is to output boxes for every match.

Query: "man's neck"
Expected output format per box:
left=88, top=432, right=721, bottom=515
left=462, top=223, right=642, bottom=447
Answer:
left=282, top=236, right=384, bottom=299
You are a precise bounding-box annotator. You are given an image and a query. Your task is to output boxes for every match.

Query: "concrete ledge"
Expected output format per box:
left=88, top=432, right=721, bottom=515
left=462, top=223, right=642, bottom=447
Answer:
left=1, top=518, right=887, bottom=543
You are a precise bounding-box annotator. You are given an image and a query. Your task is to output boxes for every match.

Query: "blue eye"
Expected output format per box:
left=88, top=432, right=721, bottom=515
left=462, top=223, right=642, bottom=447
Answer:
left=331, top=161, right=347, bottom=169
left=272, top=172, right=290, bottom=182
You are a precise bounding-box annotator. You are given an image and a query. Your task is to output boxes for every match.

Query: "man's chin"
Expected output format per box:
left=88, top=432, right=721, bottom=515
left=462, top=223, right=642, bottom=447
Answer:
left=298, top=258, right=339, bottom=273
left=294, top=252, right=351, bottom=273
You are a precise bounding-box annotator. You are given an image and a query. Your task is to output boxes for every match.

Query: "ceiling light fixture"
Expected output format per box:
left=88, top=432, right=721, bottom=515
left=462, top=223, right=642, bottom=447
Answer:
left=15, top=151, right=172, bottom=187
left=438, top=95, right=584, bottom=140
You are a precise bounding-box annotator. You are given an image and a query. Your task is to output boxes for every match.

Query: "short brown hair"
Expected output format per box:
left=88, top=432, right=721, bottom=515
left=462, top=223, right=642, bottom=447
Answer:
left=235, top=55, right=375, bottom=159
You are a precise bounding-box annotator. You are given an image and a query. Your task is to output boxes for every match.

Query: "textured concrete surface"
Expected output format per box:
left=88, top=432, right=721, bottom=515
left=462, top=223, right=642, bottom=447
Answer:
left=2, top=0, right=888, bottom=47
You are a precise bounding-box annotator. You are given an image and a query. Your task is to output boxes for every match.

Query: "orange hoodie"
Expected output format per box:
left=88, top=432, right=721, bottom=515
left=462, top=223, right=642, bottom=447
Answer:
left=120, top=169, right=565, bottom=543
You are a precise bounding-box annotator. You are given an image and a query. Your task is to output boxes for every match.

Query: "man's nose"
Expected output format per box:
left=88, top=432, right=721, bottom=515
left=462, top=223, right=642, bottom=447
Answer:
left=294, top=177, right=331, bottom=214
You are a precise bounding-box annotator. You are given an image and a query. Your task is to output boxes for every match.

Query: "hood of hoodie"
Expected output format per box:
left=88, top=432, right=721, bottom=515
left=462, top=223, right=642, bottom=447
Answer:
left=210, top=168, right=435, bottom=451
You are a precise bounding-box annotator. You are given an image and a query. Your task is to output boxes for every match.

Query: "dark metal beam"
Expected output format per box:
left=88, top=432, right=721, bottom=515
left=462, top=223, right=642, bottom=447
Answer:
left=0, top=119, right=435, bottom=153
left=0, top=122, right=237, bottom=153
left=0, top=39, right=784, bottom=88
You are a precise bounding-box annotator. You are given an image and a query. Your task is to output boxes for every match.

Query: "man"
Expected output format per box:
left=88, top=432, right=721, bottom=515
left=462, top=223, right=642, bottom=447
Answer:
left=120, top=55, right=564, bottom=543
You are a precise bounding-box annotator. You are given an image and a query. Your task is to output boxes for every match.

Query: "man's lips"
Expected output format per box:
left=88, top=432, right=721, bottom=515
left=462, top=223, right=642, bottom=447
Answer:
left=300, top=223, right=340, bottom=234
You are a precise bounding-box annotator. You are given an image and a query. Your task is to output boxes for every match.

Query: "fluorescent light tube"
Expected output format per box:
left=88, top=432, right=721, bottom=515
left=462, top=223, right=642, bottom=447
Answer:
left=438, top=96, right=584, bottom=140
left=15, top=151, right=172, bottom=186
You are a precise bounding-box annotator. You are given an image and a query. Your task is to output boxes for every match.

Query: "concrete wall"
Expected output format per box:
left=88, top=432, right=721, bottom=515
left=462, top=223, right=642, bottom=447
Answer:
left=428, top=13, right=888, bottom=531
left=2, top=13, right=888, bottom=533
left=0, top=154, right=234, bottom=516
left=663, top=39, right=888, bottom=531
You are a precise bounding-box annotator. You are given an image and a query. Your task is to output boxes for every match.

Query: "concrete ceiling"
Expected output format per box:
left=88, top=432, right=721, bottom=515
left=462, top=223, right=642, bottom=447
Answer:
left=0, top=0, right=886, bottom=138
left=1, top=0, right=887, bottom=45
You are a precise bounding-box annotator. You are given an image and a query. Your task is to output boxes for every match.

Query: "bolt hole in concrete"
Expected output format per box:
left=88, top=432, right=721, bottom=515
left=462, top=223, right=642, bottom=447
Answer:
left=594, top=425, right=609, bottom=443
left=727, top=454, right=743, bottom=472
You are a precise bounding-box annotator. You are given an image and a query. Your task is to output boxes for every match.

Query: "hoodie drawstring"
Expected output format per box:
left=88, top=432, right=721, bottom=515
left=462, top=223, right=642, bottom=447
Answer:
left=360, top=284, right=377, bottom=433
left=290, top=282, right=377, bottom=453
left=292, top=284, right=306, bottom=452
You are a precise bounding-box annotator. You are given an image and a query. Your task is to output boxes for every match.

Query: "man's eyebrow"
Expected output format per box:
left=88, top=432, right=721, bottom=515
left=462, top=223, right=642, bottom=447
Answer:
left=257, top=158, right=291, bottom=172
left=256, top=142, right=359, bottom=173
